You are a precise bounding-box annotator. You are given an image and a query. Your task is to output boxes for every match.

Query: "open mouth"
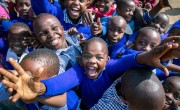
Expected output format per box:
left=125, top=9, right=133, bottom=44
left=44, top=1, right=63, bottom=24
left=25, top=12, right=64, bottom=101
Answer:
left=70, top=8, right=80, bottom=17
left=86, top=66, right=98, bottom=79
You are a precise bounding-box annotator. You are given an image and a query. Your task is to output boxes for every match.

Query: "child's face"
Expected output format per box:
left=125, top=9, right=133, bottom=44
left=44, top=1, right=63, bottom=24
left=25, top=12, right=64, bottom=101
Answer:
left=34, top=15, right=66, bottom=50
left=81, top=41, right=109, bottom=79
left=149, top=14, right=169, bottom=34
left=20, top=58, right=49, bottom=80
left=107, top=17, right=126, bottom=45
left=65, top=0, right=88, bottom=21
left=8, top=27, right=27, bottom=55
left=169, top=28, right=180, bottom=37
left=163, top=78, right=180, bottom=109
left=95, top=0, right=114, bottom=14
left=16, top=0, right=31, bottom=19
left=116, top=1, right=135, bottom=23
left=134, top=29, right=160, bottom=52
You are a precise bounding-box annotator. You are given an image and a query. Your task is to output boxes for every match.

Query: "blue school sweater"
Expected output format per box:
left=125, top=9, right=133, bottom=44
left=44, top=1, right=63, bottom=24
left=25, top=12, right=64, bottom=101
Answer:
left=2, top=17, right=33, bottom=31
left=108, top=34, right=128, bottom=59
left=101, top=11, right=154, bottom=36
left=31, top=0, right=92, bottom=39
left=40, top=52, right=145, bottom=109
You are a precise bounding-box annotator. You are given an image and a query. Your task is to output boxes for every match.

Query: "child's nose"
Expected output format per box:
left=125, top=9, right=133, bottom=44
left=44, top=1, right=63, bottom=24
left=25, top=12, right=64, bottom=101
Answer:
left=143, top=46, right=151, bottom=52
left=89, top=57, right=96, bottom=63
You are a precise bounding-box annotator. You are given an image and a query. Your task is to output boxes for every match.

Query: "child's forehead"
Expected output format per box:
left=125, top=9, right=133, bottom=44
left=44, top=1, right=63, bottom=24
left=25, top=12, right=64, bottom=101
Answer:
left=16, top=0, right=30, bottom=4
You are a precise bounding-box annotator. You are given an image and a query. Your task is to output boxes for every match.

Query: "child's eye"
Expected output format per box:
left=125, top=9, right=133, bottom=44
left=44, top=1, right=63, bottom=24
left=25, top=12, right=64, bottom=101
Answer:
left=52, top=26, right=59, bottom=30
left=96, top=56, right=103, bottom=60
left=174, top=93, right=180, bottom=100
left=79, top=0, right=85, bottom=3
left=164, top=87, right=170, bottom=93
left=26, top=3, right=31, bottom=7
left=83, top=55, right=91, bottom=59
left=150, top=45, right=156, bottom=49
left=139, top=41, right=147, bottom=46
left=161, top=24, right=166, bottom=29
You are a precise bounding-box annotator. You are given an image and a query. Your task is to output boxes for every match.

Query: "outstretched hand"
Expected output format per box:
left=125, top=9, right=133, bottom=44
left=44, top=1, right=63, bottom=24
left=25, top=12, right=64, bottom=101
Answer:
left=0, top=58, right=44, bottom=103
left=159, top=0, right=173, bottom=9
left=136, top=36, right=180, bottom=76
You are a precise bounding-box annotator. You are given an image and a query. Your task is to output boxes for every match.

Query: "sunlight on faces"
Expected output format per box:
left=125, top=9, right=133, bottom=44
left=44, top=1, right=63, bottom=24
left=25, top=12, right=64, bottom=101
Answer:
left=149, top=13, right=169, bottom=34
left=107, top=16, right=127, bottom=45
left=33, top=14, right=67, bottom=50
left=8, top=27, right=27, bottom=55
left=134, top=27, right=161, bottom=52
left=65, top=0, right=88, bottom=23
left=95, top=0, right=114, bottom=14
left=81, top=40, right=109, bottom=79
left=16, top=0, right=31, bottom=19
left=163, top=76, right=180, bottom=109
left=116, top=0, right=135, bottom=23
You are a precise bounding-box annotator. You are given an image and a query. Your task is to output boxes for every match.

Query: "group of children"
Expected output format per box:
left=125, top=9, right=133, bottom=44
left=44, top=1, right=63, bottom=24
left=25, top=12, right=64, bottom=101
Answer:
left=0, top=0, right=180, bottom=110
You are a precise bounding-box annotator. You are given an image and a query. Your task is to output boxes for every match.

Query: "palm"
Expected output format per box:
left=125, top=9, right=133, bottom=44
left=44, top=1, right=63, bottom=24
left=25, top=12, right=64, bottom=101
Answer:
left=0, top=58, right=43, bottom=102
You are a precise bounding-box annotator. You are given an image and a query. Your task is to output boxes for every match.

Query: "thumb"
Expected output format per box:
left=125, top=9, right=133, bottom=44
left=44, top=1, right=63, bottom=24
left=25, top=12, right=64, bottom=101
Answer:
left=33, top=68, right=43, bottom=82
left=92, top=8, right=98, bottom=15
left=155, top=62, right=169, bottom=76
left=97, top=17, right=101, bottom=26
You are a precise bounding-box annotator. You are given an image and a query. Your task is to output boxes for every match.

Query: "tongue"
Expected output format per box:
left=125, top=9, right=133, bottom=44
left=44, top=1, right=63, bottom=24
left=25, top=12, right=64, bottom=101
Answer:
left=88, top=69, right=96, bottom=75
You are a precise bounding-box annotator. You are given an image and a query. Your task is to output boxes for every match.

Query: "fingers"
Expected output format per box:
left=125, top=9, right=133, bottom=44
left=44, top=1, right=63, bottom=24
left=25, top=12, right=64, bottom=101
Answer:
left=9, top=93, right=20, bottom=103
left=154, top=43, right=172, bottom=58
left=155, top=62, right=169, bottom=76
left=2, top=79, right=18, bottom=90
left=0, top=68, right=18, bottom=83
left=8, top=58, right=25, bottom=76
left=33, top=68, right=43, bottom=82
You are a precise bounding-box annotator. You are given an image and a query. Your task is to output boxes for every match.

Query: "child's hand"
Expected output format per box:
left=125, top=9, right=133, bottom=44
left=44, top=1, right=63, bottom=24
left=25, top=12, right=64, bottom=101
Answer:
left=159, top=0, right=173, bottom=9
left=136, top=36, right=180, bottom=76
left=82, top=8, right=98, bottom=26
left=68, top=27, right=78, bottom=36
left=0, top=58, right=45, bottom=103
left=160, top=36, right=180, bottom=61
left=22, top=36, right=42, bottom=49
left=90, top=18, right=102, bottom=35
left=77, top=33, right=86, bottom=46
left=144, top=2, right=152, bottom=10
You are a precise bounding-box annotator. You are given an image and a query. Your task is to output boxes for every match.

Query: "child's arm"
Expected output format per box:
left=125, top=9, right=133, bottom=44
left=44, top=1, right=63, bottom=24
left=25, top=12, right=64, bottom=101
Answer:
left=108, top=36, right=180, bottom=77
left=148, top=0, right=172, bottom=18
left=30, top=0, right=62, bottom=16
left=0, top=59, right=84, bottom=102
left=35, top=93, right=66, bottom=108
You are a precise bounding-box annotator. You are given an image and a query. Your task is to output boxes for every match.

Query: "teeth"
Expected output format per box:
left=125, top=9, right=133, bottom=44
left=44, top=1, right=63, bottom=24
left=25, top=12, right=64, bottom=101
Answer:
left=88, top=67, right=95, bottom=69
left=50, top=39, right=59, bottom=45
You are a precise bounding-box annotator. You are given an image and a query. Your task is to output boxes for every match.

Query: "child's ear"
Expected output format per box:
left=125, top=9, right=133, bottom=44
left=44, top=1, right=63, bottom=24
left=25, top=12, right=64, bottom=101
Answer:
left=107, top=56, right=110, bottom=61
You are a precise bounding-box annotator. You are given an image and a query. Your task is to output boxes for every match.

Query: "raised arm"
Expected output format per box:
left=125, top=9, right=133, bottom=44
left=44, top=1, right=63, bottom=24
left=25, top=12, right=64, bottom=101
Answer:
left=30, top=0, right=62, bottom=16
left=0, top=58, right=84, bottom=102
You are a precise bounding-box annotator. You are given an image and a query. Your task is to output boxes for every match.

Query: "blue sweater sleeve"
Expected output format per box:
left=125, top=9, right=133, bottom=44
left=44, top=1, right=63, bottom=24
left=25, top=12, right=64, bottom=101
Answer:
left=106, top=52, right=145, bottom=78
left=40, top=64, right=84, bottom=98
left=31, top=0, right=62, bottom=16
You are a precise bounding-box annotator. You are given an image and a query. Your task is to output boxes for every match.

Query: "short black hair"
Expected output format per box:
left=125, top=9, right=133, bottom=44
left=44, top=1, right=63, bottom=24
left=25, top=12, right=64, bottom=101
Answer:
left=83, top=37, right=108, bottom=55
left=135, top=26, right=160, bottom=41
left=8, top=22, right=30, bottom=32
left=121, top=68, right=165, bottom=110
left=22, top=49, right=59, bottom=76
left=116, top=0, right=134, bottom=8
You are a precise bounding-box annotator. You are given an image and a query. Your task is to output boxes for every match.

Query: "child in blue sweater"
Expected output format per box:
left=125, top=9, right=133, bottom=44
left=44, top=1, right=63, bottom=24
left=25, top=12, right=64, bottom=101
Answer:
left=31, top=0, right=92, bottom=39
left=104, top=16, right=128, bottom=59
left=6, top=22, right=33, bottom=69
left=89, top=0, right=172, bottom=37
left=1, top=35, right=180, bottom=109
left=2, top=0, right=35, bottom=31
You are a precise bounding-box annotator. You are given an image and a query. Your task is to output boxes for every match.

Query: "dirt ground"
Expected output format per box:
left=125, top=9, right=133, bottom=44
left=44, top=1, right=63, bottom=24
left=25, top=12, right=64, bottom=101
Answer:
left=160, top=0, right=180, bottom=25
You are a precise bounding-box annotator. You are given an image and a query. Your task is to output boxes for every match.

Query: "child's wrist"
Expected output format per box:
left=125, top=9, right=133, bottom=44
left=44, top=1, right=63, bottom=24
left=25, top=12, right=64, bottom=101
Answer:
left=38, top=83, right=46, bottom=96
